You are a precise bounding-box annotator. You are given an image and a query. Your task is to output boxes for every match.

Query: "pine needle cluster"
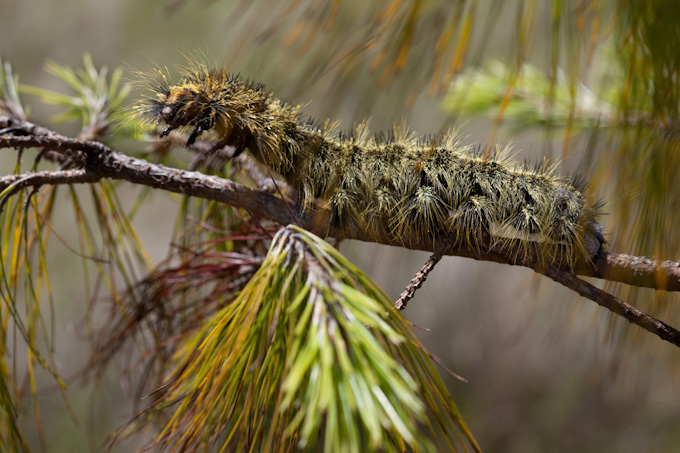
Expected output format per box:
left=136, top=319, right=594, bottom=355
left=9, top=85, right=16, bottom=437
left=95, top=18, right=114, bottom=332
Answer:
left=139, top=226, right=478, bottom=452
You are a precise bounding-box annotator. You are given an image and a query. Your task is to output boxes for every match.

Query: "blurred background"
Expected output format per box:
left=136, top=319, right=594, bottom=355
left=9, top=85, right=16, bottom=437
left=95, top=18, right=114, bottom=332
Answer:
left=1, top=0, right=680, bottom=451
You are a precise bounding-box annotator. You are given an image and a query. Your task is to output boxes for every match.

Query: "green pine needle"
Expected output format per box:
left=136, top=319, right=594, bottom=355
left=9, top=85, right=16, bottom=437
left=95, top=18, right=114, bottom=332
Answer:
left=18, top=54, right=131, bottom=139
left=0, top=60, right=26, bottom=119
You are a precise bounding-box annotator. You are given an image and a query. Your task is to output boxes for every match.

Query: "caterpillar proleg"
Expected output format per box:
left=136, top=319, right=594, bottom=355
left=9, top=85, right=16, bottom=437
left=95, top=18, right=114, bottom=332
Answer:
left=137, top=66, right=604, bottom=266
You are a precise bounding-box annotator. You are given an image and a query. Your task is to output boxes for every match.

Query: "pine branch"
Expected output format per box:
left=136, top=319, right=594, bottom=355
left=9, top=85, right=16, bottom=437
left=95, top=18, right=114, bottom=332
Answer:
left=2, top=115, right=680, bottom=347
left=543, top=267, right=680, bottom=346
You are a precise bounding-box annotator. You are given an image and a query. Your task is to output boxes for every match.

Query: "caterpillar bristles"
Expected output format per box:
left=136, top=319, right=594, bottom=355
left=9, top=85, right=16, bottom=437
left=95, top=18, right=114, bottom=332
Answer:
left=136, top=64, right=605, bottom=267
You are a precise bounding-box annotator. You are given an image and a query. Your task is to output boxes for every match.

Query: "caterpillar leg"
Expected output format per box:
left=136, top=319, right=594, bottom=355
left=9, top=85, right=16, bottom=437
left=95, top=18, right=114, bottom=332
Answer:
left=186, top=123, right=207, bottom=146
left=159, top=125, right=174, bottom=138
left=190, top=129, right=250, bottom=170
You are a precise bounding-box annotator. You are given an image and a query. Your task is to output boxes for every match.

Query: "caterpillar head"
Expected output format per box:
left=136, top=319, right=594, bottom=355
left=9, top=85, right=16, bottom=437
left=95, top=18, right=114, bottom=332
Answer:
left=142, top=70, right=270, bottom=147
left=152, top=82, right=215, bottom=146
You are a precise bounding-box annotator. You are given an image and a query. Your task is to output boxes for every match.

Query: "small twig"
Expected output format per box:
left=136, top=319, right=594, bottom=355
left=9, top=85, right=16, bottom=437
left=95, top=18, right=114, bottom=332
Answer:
left=395, top=239, right=450, bottom=310
left=0, top=168, right=98, bottom=213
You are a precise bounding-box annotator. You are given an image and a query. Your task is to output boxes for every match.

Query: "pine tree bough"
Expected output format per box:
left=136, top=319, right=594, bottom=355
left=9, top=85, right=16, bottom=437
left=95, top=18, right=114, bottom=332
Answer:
left=1, top=115, right=680, bottom=347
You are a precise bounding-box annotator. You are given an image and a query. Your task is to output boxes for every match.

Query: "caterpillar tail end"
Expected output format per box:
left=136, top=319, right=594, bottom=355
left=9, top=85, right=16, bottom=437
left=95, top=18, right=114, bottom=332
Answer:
left=583, top=219, right=605, bottom=262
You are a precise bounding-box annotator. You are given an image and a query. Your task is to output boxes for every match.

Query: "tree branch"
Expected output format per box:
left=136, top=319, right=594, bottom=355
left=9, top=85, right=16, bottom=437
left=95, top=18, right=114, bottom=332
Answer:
left=2, top=115, right=680, bottom=346
left=0, top=119, right=678, bottom=291
left=543, top=267, right=680, bottom=347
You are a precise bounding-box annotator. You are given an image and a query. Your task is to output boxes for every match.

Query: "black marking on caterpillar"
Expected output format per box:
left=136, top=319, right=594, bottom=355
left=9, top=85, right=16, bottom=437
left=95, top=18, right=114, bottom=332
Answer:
left=135, top=65, right=605, bottom=266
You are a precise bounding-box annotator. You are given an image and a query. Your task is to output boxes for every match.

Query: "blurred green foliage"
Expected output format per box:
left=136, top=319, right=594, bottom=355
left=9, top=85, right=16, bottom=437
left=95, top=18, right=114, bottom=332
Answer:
left=19, top=54, right=131, bottom=140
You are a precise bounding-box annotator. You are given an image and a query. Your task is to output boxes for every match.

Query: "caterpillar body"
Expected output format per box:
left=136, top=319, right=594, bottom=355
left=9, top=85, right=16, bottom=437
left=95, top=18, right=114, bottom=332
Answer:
left=138, top=67, right=604, bottom=266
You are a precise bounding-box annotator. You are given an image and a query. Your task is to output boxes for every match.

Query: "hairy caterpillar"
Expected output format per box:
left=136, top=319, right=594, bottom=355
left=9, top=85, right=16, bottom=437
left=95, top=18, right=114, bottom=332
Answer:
left=137, top=66, right=604, bottom=266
